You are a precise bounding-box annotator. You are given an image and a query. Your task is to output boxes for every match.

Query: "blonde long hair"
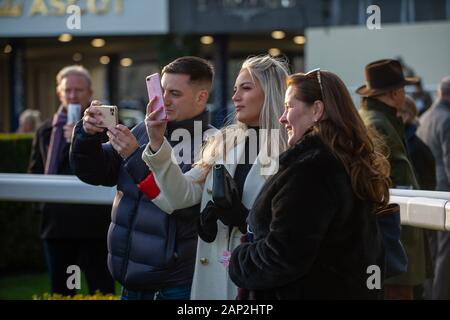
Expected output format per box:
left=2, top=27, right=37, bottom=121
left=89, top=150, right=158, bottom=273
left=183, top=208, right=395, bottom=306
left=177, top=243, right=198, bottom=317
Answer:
left=195, top=55, right=290, bottom=180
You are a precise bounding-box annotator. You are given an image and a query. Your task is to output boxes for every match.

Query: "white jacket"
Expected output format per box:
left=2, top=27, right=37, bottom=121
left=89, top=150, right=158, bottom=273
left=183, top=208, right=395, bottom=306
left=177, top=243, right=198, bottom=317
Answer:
left=142, top=137, right=267, bottom=299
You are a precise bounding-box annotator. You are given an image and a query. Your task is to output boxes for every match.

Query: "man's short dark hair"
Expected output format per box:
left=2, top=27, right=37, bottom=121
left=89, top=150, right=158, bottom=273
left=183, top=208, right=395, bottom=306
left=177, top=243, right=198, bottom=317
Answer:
left=162, top=56, right=214, bottom=91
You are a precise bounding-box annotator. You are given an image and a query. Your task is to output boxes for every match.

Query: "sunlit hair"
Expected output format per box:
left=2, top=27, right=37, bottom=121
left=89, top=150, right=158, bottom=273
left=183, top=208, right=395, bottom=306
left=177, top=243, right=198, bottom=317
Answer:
left=56, top=65, right=92, bottom=89
left=287, top=71, right=391, bottom=208
left=195, top=55, right=290, bottom=180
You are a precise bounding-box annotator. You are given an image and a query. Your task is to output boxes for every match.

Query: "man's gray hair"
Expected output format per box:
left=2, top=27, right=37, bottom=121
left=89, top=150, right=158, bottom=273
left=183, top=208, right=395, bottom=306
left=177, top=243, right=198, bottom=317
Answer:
left=56, top=65, right=92, bottom=88
left=19, top=109, right=41, bottom=130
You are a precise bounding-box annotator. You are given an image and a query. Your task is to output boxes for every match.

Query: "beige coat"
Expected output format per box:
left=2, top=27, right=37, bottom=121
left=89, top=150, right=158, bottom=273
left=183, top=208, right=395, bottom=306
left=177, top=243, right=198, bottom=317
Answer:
left=142, top=137, right=269, bottom=299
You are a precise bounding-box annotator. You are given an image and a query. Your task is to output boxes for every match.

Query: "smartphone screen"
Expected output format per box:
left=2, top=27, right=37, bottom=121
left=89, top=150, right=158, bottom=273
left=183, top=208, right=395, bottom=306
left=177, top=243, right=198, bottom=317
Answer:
left=146, top=73, right=166, bottom=120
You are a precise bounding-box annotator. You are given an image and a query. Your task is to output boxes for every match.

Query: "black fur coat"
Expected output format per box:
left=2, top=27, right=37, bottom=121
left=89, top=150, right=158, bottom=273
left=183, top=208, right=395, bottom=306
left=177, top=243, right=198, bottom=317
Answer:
left=229, top=134, right=384, bottom=299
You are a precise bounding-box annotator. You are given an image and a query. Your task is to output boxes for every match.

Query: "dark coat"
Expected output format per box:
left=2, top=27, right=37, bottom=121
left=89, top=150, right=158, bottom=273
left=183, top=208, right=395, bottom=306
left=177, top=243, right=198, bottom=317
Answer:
left=70, top=112, right=212, bottom=291
left=359, top=98, right=419, bottom=189
left=229, top=134, right=384, bottom=299
left=28, top=118, right=111, bottom=239
left=359, top=97, right=430, bottom=286
left=405, top=123, right=436, bottom=191
left=417, top=99, right=450, bottom=191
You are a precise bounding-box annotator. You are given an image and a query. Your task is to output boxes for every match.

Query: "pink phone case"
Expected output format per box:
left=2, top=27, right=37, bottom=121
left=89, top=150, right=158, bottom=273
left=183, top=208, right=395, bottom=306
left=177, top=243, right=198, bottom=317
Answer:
left=146, top=73, right=166, bottom=120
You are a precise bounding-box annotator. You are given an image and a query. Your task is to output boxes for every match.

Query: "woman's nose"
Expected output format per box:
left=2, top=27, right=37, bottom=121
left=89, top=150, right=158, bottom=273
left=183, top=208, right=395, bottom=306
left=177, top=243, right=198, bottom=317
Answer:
left=232, top=90, right=240, bottom=102
left=279, top=110, right=287, bottom=124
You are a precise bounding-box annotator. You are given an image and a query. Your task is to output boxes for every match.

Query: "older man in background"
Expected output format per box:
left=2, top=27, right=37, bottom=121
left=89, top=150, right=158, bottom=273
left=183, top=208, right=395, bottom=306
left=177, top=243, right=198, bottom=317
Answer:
left=417, top=76, right=450, bottom=299
left=28, top=65, right=114, bottom=296
left=358, top=59, right=432, bottom=299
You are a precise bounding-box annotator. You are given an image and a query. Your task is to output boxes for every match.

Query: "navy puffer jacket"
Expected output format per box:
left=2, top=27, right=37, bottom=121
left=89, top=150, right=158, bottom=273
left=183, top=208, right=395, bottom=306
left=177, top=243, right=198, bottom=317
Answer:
left=70, top=112, right=211, bottom=291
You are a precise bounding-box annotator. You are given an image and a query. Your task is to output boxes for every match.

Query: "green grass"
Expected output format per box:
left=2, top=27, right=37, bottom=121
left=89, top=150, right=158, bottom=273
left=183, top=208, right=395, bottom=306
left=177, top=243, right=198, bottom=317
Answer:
left=0, top=273, right=121, bottom=300
left=0, top=273, right=51, bottom=300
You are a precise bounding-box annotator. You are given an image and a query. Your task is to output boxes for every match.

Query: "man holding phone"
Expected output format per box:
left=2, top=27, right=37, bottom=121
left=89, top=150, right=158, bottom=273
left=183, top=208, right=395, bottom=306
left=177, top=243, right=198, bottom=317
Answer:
left=70, top=56, right=214, bottom=300
left=28, top=65, right=114, bottom=296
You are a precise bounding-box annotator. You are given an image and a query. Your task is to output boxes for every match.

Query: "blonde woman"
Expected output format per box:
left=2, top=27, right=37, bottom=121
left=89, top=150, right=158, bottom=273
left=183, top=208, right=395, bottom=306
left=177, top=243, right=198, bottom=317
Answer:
left=141, top=55, right=289, bottom=299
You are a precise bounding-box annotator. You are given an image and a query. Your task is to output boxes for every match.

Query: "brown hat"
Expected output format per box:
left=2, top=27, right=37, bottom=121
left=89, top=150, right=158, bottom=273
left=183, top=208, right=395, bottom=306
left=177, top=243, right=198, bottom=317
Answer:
left=356, top=59, right=419, bottom=97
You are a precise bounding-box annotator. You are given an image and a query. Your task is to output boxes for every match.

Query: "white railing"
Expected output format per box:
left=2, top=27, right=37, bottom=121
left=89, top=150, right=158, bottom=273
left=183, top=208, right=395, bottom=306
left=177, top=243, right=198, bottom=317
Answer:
left=0, top=173, right=115, bottom=205
left=0, top=173, right=449, bottom=231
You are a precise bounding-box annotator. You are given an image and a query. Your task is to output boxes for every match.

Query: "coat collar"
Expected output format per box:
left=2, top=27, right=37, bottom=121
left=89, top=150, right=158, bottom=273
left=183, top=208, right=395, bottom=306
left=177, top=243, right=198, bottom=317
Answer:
left=220, top=127, right=266, bottom=210
left=279, top=132, right=326, bottom=167
left=361, top=97, right=405, bottom=138
left=166, top=110, right=210, bottom=137
left=241, top=157, right=265, bottom=209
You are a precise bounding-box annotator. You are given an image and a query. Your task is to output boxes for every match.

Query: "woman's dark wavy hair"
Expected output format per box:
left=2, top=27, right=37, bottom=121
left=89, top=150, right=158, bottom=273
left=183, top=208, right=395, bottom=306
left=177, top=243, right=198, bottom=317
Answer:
left=287, top=71, right=391, bottom=209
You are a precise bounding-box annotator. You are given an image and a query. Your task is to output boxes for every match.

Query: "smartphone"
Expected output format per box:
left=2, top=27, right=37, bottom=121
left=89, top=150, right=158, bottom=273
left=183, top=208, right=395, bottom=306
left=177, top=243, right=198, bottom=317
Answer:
left=94, top=105, right=118, bottom=128
left=67, top=103, right=81, bottom=124
left=146, top=73, right=166, bottom=120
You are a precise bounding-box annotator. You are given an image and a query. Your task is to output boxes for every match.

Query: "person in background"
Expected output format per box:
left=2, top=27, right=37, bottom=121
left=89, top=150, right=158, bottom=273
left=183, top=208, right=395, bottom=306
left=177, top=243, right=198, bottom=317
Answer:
left=358, top=59, right=432, bottom=300
left=229, top=69, right=389, bottom=299
left=399, top=95, right=436, bottom=300
left=417, top=76, right=450, bottom=300
left=17, top=109, right=41, bottom=133
left=28, top=65, right=114, bottom=296
left=411, top=78, right=433, bottom=116
left=399, top=96, right=436, bottom=191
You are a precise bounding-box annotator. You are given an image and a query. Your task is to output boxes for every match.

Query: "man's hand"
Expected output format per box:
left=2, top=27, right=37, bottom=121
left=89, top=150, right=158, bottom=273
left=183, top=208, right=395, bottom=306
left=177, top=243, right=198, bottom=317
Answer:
left=63, top=123, right=75, bottom=142
left=82, top=100, right=105, bottom=135
left=107, top=124, right=139, bottom=159
left=145, top=97, right=167, bottom=152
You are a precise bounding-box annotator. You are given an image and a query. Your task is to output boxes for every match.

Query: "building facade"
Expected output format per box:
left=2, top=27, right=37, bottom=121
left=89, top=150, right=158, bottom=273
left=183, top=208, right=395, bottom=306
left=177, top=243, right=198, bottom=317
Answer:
left=1, top=0, right=449, bottom=131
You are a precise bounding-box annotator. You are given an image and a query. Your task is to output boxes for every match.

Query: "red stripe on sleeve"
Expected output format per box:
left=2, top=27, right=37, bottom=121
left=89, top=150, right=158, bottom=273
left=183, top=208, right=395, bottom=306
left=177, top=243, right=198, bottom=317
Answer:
left=137, top=172, right=161, bottom=200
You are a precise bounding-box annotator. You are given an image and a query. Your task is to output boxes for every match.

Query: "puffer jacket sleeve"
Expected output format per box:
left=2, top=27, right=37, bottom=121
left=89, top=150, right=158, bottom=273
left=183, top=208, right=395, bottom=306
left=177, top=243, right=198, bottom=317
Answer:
left=70, top=121, right=121, bottom=186
left=141, top=137, right=205, bottom=213
left=124, top=144, right=150, bottom=184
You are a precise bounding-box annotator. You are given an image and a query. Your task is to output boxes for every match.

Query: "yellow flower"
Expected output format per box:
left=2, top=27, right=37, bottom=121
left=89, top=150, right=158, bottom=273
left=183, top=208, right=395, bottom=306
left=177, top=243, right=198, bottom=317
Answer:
left=32, top=290, right=119, bottom=300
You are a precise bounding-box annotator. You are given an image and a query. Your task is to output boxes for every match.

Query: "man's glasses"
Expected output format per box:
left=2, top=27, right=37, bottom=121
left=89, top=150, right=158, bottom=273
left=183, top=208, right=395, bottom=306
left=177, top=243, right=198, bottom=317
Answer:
left=305, top=68, right=324, bottom=98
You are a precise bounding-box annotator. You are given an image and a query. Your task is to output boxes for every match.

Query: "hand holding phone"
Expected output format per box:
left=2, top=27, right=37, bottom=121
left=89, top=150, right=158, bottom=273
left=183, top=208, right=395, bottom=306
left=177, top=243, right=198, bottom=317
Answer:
left=146, top=73, right=166, bottom=120
left=93, top=105, right=118, bottom=128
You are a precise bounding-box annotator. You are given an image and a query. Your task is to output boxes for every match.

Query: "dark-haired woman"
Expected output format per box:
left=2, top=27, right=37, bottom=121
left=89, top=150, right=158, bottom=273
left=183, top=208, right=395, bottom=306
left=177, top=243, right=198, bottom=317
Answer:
left=229, top=70, right=391, bottom=299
